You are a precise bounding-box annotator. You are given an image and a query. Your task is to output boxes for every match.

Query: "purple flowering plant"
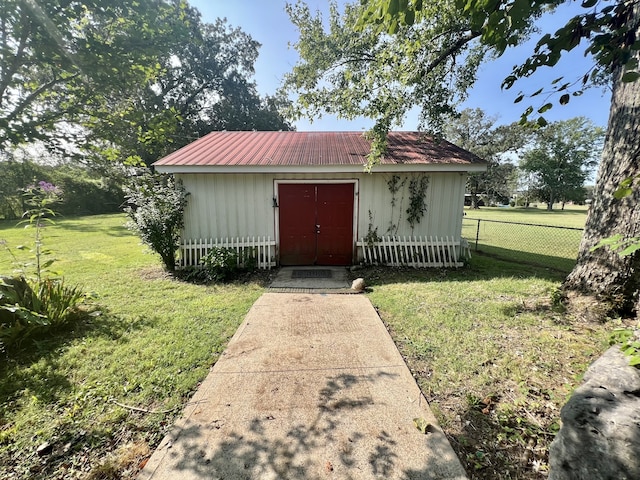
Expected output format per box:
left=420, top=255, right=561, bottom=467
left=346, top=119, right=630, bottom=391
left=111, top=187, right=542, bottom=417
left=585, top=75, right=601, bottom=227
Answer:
left=38, top=181, right=58, bottom=193
left=24, top=181, right=62, bottom=204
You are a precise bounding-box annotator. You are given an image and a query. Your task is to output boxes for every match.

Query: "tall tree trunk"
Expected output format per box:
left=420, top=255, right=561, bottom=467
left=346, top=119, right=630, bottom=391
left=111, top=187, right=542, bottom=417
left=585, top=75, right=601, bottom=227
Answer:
left=469, top=187, right=480, bottom=209
left=563, top=41, right=640, bottom=316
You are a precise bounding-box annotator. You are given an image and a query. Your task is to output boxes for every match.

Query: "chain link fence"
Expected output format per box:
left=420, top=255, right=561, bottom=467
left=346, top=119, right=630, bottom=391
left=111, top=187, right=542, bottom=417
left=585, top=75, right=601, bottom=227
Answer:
left=462, top=218, right=584, bottom=272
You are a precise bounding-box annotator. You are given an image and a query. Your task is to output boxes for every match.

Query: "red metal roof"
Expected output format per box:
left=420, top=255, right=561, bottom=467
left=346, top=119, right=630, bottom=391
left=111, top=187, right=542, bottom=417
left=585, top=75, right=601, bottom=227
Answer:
left=153, top=131, right=485, bottom=167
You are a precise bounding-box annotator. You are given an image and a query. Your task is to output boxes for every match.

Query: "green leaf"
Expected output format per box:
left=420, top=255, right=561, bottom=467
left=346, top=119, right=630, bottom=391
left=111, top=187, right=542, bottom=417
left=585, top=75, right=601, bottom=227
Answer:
left=502, top=75, right=517, bottom=90
left=613, top=177, right=634, bottom=199
left=508, top=0, right=530, bottom=26
left=614, top=186, right=633, bottom=199
left=581, top=0, right=597, bottom=7
left=538, top=103, right=553, bottom=114
left=413, top=417, right=431, bottom=434
left=404, top=9, right=415, bottom=25
left=514, top=94, right=524, bottom=103
left=610, top=328, right=634, bottom=344
left=629, top=356, right=640, bottom=367
left=559, top=94, right=570, bottom=105
left=619, top=242, right=640, bottom=257
left=537, top=116, right=548, bottom=127
left=621, top=71, right=640, bottom=83
left=590, top=234, right=622, bottom=252
left=388, top=0, right=400, bottom=16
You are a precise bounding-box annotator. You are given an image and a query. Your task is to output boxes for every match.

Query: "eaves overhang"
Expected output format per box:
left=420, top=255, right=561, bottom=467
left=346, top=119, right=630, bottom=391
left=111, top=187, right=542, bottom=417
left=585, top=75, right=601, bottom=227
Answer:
left=154, top=163, right=487, bottom=175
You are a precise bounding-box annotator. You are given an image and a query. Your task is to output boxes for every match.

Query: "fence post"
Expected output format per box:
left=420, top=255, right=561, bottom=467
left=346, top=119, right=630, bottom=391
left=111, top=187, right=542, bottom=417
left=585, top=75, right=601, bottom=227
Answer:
left=475, top=219, right=481, bottom=252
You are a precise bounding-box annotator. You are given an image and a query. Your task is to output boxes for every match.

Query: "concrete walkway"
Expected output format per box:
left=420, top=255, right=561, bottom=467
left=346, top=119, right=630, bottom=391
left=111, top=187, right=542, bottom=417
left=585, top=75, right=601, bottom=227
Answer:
left=138, top=269, right=467, bottom=480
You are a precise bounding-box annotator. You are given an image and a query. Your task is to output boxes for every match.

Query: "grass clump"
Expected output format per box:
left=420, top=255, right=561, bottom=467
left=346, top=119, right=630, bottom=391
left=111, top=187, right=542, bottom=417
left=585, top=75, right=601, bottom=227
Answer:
left=0, top=276, right=88, bottom=350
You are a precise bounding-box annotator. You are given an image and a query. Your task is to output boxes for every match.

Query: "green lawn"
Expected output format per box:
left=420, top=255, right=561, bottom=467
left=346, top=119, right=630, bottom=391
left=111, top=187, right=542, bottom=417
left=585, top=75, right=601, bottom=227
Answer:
left=0, top=214, right=266, bottom=479
left=0, top=214, right=610, bottom=479
left=464, top=205, right=589, bottom=228
left=462, top=206, right=588, bottom=272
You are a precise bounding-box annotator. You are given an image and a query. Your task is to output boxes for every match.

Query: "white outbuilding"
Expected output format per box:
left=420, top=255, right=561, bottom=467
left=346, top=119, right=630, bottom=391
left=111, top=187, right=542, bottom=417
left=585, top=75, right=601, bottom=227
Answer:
left=153, top=131, right=487, bottom=268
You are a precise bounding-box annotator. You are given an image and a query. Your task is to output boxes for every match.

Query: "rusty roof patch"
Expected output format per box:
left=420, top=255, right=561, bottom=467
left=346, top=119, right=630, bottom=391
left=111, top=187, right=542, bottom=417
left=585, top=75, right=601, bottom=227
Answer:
left=153, top=131, right=485, bottom=167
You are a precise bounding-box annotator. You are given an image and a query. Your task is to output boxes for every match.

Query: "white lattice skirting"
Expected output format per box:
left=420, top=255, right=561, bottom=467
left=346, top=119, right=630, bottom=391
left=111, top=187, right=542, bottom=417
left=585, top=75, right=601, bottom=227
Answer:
left=357, top=236, right=470, bottom=268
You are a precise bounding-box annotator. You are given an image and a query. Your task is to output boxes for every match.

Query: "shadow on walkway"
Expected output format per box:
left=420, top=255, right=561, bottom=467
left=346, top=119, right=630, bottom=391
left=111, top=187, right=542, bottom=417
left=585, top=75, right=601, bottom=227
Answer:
left=139, top=293, right=467, bottom=480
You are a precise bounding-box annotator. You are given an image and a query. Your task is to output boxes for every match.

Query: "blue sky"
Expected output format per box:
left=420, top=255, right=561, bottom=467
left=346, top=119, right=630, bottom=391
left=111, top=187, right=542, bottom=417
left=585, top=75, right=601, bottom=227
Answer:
left=191, top=0, right=612, bottom=131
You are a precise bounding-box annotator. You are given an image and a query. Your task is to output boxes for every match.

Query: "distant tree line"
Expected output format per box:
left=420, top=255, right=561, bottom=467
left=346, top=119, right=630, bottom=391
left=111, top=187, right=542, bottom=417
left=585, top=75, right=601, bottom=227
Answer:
left=445, top=109, right=604, bottom=211
left=0, top=155, right=124, bottom=220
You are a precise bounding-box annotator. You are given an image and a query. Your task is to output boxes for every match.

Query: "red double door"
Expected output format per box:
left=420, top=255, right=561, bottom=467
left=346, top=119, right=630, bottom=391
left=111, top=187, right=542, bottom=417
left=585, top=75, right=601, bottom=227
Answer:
left=278, top=183, right=355, bottom=266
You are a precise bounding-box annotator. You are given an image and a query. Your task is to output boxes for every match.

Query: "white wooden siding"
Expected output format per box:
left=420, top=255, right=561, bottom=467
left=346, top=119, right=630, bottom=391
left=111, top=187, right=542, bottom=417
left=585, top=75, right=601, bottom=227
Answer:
left=179, top=173, right=275, bottom=240
left=176, top=171, right=467, bottom=250
left=357, top=172, right=466, bottom=238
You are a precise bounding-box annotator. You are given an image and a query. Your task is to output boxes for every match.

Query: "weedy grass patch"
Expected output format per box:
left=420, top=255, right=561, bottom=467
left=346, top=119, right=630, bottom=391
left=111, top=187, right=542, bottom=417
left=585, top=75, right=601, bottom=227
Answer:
left=0, top=214, right=267, bottom=479
left=361, top=256, right=610, bottom=479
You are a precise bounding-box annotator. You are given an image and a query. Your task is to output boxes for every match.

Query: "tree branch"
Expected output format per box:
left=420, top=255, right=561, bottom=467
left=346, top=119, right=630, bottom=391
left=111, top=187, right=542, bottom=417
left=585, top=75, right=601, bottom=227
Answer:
left=419, top=30, right=481, bottom=79
left=0, top=10, right=32, bottom=107
left=109, top=399, right=179, bottom=415
left=4, top=72, right=80, bottom=125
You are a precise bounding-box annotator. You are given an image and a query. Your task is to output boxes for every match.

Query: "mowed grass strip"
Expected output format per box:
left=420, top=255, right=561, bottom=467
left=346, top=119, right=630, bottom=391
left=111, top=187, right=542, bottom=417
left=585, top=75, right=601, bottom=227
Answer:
left=462, top=206, right=588, bottom=272
left=464, top=205, right=589, bottom=228
left=361, top=257, right=609, bottom=478
left=0, top=214, right=265, bottom=479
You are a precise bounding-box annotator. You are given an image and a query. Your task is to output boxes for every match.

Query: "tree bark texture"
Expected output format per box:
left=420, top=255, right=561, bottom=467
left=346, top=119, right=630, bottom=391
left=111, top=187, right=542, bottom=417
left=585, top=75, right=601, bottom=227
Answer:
left=564, top=31, right=640, bottom=315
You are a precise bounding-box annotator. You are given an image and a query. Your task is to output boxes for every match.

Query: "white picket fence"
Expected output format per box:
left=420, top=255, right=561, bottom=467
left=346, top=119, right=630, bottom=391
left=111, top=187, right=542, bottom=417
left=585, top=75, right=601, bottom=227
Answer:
left=357, top=236, right=469, bottom=268
left=180, top=235, right=467, bottom=270
left=179, top=236, right=276, bottom=269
